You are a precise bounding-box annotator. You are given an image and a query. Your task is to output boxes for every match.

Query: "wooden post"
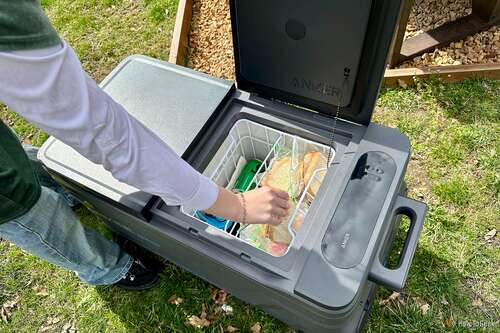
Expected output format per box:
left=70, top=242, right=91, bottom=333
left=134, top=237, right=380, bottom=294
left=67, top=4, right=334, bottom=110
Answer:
left=388, top=0, right=414, bottom=68
left=169, top=0, right=193, bottom=65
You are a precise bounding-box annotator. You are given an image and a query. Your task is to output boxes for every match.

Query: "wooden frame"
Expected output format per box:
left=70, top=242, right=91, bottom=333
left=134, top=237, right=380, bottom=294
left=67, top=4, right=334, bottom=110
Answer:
left=384, top=63, right=500, bottom=86
left=169, top=0, right=500, bottom=86
left=388, top=0, right=415, bottom=67
left=168, top=0, right=193, bottom=65
left=390, top=0, right=500, bottom=66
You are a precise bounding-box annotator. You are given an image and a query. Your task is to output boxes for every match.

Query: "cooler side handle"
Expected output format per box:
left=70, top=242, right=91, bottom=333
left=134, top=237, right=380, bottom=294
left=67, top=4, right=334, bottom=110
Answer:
left=368, top=195, right=427, bottom=291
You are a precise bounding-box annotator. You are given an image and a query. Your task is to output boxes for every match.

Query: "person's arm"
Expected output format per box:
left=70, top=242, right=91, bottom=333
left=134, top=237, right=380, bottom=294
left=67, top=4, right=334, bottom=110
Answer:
left=0, top=42, right=289, bottom=225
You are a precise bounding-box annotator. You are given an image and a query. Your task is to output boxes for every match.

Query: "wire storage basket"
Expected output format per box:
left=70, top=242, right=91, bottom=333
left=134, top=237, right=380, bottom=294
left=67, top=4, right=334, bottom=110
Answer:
left=182, top=119, right=334, bottom=256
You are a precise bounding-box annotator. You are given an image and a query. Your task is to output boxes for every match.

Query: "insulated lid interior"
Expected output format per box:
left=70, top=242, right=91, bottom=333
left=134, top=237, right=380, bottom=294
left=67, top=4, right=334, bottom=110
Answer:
left=230, top=0, right=402, bottom=126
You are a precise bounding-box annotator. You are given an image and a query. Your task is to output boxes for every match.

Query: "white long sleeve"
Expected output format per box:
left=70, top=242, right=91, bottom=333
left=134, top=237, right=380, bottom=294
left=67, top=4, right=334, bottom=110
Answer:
left=0, top=42, right=219, bottom=211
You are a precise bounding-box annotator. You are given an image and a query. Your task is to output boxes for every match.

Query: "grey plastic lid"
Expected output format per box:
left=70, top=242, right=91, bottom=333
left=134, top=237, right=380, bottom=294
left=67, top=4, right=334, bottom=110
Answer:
left=230, top=0, right=401, bottom=126
left=39, top=56, right=233, bottom=211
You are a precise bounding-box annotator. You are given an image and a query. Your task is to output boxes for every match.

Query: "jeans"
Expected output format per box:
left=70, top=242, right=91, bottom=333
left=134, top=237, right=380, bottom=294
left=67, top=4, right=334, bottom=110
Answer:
left=0, top=146, right=133, bottom=285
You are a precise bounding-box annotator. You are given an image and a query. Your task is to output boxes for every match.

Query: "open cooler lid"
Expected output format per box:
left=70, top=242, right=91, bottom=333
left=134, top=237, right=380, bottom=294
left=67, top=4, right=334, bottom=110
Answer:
left=229, top=0, right=402, bottom=126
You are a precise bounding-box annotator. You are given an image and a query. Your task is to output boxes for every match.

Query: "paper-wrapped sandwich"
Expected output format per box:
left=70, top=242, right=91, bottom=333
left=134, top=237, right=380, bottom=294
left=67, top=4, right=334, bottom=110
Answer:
left=303, top=151, right=328, bottom=197
left=261, top=156, right=304, bottom=198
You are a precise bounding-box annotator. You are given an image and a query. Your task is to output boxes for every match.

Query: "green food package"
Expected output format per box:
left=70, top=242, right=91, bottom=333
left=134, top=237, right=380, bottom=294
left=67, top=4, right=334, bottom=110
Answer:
left=233, top=159, right=262, bottom=192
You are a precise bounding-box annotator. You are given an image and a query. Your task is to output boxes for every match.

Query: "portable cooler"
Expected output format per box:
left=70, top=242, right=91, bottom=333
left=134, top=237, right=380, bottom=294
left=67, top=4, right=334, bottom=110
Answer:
left=39, top=0, right=428, bottom=332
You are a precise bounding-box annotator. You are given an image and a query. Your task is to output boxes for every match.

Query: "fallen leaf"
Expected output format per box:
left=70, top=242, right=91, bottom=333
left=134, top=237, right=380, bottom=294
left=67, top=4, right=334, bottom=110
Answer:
left=226, top=325, right=238, bottom=332
left=187, top=315, right=210, bottom=329
left=413, top=297, right=430, bottom=315
left=1, top=296, right=20, bottom=323
left=168, top=294, right=184, bottom=305
left=61, top=321, right=77, bottom=333
left=379, top=292, right=401, bottom=306
left=397, top=79, right=408, bottom=89
left=33, top=286, right=49, bottom=297
left=472, top=296, right=483, bottom=307
left=39, top=316, right=61, bottom=333
left=484, top=229, right=496, bottom=241
left=250, top=322, right=261, bottom=333
left=444, top=317, right=454, bottom=328
left=187, top=304, right=211, bottom=329
left=211, top=289, right=228, bottom=305
left=200, top=304, right=207, bottom=320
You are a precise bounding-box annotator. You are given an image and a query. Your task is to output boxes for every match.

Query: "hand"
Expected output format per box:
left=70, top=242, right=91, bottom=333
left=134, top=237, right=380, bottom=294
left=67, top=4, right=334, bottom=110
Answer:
left=205, top=186, right=290, bottom=226
left=241, top=187, right=290, bottom=225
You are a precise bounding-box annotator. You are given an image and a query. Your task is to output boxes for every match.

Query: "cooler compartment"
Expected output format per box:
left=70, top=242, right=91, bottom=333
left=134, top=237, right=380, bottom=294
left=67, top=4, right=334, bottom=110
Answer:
left=181, top=119, right=333, bottom=256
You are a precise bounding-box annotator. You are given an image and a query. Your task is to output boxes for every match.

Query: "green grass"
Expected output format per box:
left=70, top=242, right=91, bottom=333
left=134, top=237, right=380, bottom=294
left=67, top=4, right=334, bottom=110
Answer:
left=1, top=1, right=499, bottom=332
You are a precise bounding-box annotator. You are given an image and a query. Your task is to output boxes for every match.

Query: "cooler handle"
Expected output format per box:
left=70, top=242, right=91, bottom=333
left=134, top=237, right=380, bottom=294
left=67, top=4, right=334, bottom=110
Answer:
left=368, top=195, right=427, bottom=291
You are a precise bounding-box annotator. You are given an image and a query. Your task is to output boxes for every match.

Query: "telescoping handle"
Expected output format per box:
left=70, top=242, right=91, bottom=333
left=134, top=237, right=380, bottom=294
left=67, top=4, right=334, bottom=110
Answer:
left=369, top=195, right=427, bottom=291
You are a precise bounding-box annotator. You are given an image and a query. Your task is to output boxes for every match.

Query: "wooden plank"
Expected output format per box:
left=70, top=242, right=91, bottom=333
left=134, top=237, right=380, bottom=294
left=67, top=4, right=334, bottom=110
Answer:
left=399, top=14, right=492, bottom=62
left=383, top=63, right=500, bottom=86
left=472, top=0, right=500, bottom=23
left=388, top=0, right=414, bottom=68
left=169, top=0, right=193, bottom=65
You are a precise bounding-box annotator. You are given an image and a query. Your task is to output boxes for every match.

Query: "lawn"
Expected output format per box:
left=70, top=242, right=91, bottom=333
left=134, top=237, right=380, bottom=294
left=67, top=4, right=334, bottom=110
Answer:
left=1, top=1, right=499, bottom=332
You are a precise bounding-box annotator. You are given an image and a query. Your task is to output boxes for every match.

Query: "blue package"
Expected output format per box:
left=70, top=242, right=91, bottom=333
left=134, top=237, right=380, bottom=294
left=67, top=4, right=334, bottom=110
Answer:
left=195, top=211, right=232, bottom=231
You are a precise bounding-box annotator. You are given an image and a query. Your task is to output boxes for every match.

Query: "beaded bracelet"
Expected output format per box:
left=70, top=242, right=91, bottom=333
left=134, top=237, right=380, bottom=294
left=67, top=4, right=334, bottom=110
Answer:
left=239, top=193, right=247, bottom=224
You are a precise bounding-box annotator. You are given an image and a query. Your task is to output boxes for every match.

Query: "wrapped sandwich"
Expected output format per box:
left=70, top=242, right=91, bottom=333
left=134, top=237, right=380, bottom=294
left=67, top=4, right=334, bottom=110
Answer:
left=303, top=151, right=328, bottom=197
left=261, top=155, right=304, bottom=199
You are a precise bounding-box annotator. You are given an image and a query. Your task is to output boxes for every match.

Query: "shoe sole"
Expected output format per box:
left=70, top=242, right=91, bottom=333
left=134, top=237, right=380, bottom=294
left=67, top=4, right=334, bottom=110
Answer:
left=116, top=274, right=161, bottom=291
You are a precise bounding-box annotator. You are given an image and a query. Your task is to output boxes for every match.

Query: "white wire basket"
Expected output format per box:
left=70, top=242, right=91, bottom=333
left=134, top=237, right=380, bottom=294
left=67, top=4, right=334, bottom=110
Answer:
left=182, top=119, right=334, bottom=256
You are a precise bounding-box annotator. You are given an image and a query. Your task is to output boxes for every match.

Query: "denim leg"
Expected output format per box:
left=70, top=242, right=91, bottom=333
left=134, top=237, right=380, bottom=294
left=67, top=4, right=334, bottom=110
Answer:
left=23, top=144, right=80, bottom=207
left=0, top=187, right=132, bottom=285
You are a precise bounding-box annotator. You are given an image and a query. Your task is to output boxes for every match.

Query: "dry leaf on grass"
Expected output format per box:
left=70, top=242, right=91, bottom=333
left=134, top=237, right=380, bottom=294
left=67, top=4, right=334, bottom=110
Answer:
left=379, top=291, right=402, bottom=306
left=33, top=286, right=49, bottom=297
left=1, top=296, right=20, bottom=323
left=226, top=325, right=238, bottom=332
left=168, top=294, right=184, bottom=305
left=250, top=322, right=262, bottom=333
left=187, top=315, right=210, bottom=329
left=413, top=297, right=430, bottom=315
left=397, top=79, right=409, bottom=89
left=211, top=289, right=228, bottom=305
left=39, top=316, right=61, bottom=333
left=472, top=296, right=483, bottom=307
left=187, top=304, right=210, bottom=329
left=61, top=321, right=77, bottom=333
left=484, top=229, right=496, bottom=241
left=444, top=317, right=454, bottom=328
left=201, top=304, right=207, bottom=319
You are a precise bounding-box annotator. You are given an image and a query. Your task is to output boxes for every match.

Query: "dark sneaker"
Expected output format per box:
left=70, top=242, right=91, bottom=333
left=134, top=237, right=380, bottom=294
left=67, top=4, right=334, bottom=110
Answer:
left=115, top=259, right=160, bottom=290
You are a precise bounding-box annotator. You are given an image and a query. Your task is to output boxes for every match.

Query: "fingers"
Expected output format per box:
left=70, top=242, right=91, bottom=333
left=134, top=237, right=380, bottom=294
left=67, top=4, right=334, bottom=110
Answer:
left=267, top=187, right=289, bottom=200
left=275, top=197, right=290, bottom=210
left=268, top=213, right=286, bottom=226
left=271, top=206, right=288, bottom=218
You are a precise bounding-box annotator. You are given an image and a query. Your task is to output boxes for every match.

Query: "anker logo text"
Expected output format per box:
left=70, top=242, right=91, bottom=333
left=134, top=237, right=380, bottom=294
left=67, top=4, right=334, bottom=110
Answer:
left=292, top=77, right=340, bottom=97
left=340, top=232, right=351, bottom=249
